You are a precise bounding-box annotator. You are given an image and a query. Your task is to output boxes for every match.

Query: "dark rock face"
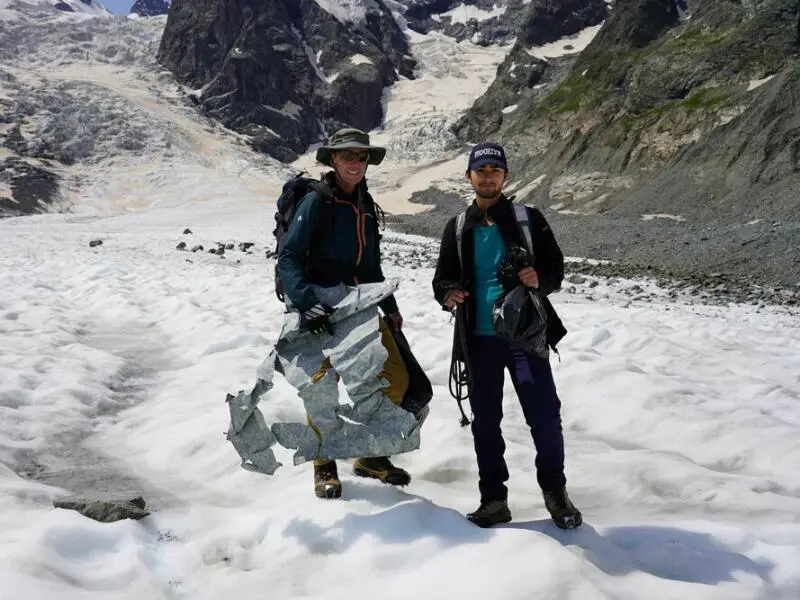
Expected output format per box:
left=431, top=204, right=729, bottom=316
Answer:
left=508, top=0, right=800, bottom=210
left=0, top=158, right=61, bottom=218
left=453, top=43, right=552, bottom=142
left=467, top=0, right=799, bottom=182
left=518, top=0, right=608, bottom=46
left=158, top=0, right=415, bottom=160
left=130, top=0, right=170, bottom=17
left=579, top=0, right=677, bottom=58
left=453, top=0, right=607, bottom=142
left=54, top=2, right=75, bottom=12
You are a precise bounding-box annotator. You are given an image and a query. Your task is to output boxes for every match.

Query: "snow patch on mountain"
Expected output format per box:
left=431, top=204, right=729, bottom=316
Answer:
left=313, top=0, right=381, bottom=26
left=350, top=53, right=374, bottom=65
left=525, top=23, right=603, bottom=60
left=440, top=2, right=507, bottom=24
left=748, top=75, right=775, bottom=91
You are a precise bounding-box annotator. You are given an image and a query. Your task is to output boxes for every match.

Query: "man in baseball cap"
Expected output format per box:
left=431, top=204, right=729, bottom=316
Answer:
left=467, top=141, right=508, bottom=173
left=432, top=140, right=581, bottom=530
left=464, top=141, right=509, bottom=202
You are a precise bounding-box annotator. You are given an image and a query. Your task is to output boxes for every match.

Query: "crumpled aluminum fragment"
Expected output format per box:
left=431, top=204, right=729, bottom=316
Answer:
left=226, top=279, right=420, bottom=474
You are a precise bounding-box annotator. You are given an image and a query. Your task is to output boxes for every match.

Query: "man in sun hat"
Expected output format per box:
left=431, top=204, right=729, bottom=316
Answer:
left=276, top=127, right=421, bottom=499
left=431, top=141, right=582, bottom=530
left=314, top=127, right=387, bottom=168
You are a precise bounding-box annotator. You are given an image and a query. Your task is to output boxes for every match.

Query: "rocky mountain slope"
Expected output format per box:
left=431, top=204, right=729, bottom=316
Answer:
left=157, top=0, right=419, bottom=161
left=155, top=0, right=571, bottom=160
left=0, top=1, right=220, bottom=218
left=1, top=0, right=113, bottom=217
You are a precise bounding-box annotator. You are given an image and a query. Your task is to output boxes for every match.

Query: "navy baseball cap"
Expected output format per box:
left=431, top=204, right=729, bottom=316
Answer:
left=468, top=142, right=507, bottom=171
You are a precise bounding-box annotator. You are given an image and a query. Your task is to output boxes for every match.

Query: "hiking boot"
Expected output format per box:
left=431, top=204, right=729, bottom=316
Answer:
left=543, top=488, right=582, bottom=529
left=352, top=456, right=411, bottom=486
left=466, top=500, right=512, bottom=528
left=314, top=460, right=342, bottom=499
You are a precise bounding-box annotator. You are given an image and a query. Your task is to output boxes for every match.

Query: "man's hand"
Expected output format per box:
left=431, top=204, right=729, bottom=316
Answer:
left=518, top=267, right=539, bottom=289
left=386, top=311, right=403, bottom=331
left=301, top=303, right=334, bottom=335
left=444, top=288, right=470, bottom=309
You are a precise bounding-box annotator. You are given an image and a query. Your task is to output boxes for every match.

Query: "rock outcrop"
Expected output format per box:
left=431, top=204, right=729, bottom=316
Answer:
left=453, top=0, right=608, bottom=141
left=158, top=0, right=416, bottom=160
left=130, top=0, right=170, bottom=17
left=517, top=0, right=608, bottom=46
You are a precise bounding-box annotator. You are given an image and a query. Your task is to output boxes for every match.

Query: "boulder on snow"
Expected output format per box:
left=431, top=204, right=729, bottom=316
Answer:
left=53, top=496, right=150, bottom=523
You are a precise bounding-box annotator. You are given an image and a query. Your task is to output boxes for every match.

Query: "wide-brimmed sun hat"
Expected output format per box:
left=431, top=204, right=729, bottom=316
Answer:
left=315, top=127, right=386, bottom=166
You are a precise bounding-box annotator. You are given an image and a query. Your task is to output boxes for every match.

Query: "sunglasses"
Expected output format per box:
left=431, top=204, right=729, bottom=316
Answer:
left=336, top=150, right=369, bottom=163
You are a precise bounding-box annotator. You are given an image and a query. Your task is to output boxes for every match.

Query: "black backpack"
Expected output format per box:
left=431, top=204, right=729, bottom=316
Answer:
left=272, top=174, right=333, bottom=302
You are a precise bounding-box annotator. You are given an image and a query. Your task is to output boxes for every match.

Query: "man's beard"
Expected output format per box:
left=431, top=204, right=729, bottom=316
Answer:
left=475, top=185, right=501, bottom=200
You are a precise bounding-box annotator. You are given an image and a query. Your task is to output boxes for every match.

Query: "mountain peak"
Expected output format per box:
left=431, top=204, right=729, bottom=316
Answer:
left=130, top=0, right=170, bottom=17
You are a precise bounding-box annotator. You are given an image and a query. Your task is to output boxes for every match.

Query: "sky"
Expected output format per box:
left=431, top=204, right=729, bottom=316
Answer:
left=101, top=0, right=132, bottom=14
left=2, top=8, right=800, bottom=600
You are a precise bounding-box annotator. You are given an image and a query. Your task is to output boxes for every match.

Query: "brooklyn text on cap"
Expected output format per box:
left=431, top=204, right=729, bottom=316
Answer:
left=468, top=142, right=507, bottom=171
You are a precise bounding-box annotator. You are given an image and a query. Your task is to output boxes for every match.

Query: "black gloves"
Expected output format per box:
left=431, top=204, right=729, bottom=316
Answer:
left=301, top=303, right=334, bottom=335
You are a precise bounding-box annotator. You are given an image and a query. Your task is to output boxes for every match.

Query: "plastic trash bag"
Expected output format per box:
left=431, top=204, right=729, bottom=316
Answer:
left=492, top=285, right=549, bottom=359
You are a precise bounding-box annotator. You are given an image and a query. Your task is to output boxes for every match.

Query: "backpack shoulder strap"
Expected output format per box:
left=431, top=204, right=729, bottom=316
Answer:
left=306, top=180, right=333, bottom=203
left=455, top=211, right=467, bottom=269
left=512, top=203, right=533, bottom=256
left=303, top=181, right=334, bottom=231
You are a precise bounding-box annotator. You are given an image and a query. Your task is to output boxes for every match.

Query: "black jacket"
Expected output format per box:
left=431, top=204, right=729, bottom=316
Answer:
left=277, top=173, right=398, bottom=315
left=431, top=195, right=567, bottom=350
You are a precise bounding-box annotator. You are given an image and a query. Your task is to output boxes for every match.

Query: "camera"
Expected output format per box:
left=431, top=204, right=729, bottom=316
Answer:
left=497, top=245, right=534, bottom=291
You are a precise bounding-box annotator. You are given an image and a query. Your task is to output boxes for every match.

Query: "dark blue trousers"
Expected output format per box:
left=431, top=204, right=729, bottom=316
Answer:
left=468, top=335, right=566, bottom=502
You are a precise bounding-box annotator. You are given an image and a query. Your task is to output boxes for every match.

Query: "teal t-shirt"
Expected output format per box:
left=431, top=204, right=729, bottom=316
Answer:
left=472, top=223, right=506, bottom=336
